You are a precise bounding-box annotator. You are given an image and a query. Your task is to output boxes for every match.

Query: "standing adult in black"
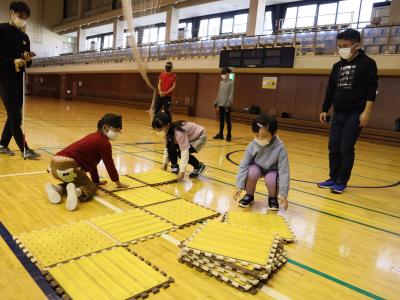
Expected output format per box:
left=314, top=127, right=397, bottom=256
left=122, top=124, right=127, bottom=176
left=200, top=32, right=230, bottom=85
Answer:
left=0, top=1, right=40, bottom=160
left=318, top=29, right=378, bottom=194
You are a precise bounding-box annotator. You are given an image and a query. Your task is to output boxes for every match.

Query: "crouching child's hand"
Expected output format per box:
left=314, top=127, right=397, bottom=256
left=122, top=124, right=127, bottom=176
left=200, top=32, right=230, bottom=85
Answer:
left=278, top=194, right=288, bottom=210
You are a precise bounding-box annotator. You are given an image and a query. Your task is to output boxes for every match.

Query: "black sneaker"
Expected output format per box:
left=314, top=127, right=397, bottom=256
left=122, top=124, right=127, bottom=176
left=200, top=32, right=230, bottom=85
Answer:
left=0, top=146, right=15, bottom=156
left=189, top=163, right=206, bottom=178
left=171, top=164, right=179, bottom=174
left=213, top=134, right=223, bottom=140
left=226, top=135, right=232, bottom=142
left=238, top=194, right=254, bottom=208
left=268, top=196, right=279, bottom=211
left=22, top=149, right=41, bottom=160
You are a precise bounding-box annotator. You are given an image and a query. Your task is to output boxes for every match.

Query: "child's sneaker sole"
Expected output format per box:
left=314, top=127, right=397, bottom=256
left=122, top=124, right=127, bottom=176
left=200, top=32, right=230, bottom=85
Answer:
left=45, top=183, right=61, bottom=204
left=66, top=183, right=78, bottom=211
left=331, top=188, right=345, bottom=194
left=318, top=184, right=334, bottom=189
left=238, top=201, right=254, bottom=208
left=268, top=206, right=279, bottom=211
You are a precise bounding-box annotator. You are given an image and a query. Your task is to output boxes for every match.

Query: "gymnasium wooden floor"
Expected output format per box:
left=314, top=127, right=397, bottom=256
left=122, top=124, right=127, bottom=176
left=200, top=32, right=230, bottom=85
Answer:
left=0, top=96, right=399, bottom=300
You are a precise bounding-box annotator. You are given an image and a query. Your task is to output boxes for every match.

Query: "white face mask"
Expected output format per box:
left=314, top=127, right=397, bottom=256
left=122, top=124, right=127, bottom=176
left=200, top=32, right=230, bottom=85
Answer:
left=12, top=15, right=26, bottom=28
left=339, top=47, right=352, bottom=60
left=254, top=138, right=270, bottom=147
left=105, top=128, right=120, bottom=141
left=221, top=74, right=228, bottom=80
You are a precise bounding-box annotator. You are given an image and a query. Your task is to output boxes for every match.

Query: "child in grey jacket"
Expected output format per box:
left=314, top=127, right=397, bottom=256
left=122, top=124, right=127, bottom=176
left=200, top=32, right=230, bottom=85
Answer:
left=213, top=67, right=234, bottom=142
left=234, top=114, right=289, bottom=210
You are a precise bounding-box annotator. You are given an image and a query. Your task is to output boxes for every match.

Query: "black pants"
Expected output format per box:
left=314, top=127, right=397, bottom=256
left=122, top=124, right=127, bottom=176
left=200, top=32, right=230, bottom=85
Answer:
left=218, top=106, right=232, bottom=136
left=0, top=78, right=29, bottom=151
left=155, top=95, right=171, bottom=115
left=328, top=112, right=361, bottom=185
left=167, top=142, right=200, bottom=169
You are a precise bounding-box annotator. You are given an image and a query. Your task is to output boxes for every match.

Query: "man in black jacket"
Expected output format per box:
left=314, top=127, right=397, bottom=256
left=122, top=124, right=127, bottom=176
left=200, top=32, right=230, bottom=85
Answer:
left=318, top=29, right=378, bottom=194
left=0, top=1, right=40, bottom=159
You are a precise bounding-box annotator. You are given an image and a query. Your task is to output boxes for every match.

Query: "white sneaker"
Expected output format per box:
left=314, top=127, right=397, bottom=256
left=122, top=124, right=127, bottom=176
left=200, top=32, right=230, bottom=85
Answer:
left=66, top=183, right=78, bottom=211
left=45, top=183, right=61, bottom=204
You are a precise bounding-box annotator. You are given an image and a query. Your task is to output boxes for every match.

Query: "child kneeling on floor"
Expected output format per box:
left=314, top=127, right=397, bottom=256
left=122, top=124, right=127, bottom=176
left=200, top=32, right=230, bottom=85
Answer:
left=45, top=113, right=128, bottom=211
left=234, top=114, right=289, bottom=210
left=152, top=112, right=207, bottom=181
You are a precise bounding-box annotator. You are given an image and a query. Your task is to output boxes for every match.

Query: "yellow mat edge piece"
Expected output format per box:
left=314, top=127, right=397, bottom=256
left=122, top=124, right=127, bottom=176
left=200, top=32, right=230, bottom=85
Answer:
left=179, top=253, right=263, bottom=285
left=178, top=255, right=260, bottom=294
left=126, top=170, right=178, bottom=186
left=98, top=176, right=145, bottom=192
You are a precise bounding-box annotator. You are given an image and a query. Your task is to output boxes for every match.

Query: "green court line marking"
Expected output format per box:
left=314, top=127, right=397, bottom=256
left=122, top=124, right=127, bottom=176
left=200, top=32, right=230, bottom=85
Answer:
left=287, top=259, right=385, bottom=300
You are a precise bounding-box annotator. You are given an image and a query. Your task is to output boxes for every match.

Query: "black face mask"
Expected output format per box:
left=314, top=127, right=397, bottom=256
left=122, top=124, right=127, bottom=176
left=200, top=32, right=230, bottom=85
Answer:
left=165, top=66, right=172, bottom=72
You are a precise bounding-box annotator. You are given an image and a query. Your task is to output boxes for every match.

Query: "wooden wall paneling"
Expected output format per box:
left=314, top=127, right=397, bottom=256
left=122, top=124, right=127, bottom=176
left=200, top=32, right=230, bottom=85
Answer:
left=195, top=74, right=220, bottom=119
left=368, top=77, right=400, bottom=130
left=293, top=75, right=324, bottom=121
left=275, top=75, right=298, bottom=118
left=232, top=74, right=278, bottom=115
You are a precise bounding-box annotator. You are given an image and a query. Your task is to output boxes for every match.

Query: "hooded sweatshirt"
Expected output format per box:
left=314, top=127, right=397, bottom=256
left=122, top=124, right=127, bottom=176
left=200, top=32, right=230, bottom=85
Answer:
left=322, top=49, right=378, bottom=114
left=0, top=23, right=32, bottom=79
left=236, top=136, right=290, bottom=197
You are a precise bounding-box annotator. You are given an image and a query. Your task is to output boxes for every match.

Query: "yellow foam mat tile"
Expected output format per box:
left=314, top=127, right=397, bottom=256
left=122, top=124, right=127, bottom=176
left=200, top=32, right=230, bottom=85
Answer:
left=113, top=186, right=178, bottom=207
left=48, top=247, right=173, bottom=300
left=15, top=222, right=116, bottom=268
left=225, top=211, right=295, bottom=242
left=183, top=220, right=279, bottom=267
left=128, top=169, right=177, bottom=185
left=90, top=209, right=174, bottom=244
left=144, top=199, right=219, bottom=227
left=100, top=176, right=145, bottom=193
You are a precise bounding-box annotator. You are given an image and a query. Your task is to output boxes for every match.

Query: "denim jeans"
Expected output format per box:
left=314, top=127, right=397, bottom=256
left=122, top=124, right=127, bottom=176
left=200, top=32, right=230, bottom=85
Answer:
left=328, top=112, right=362, bottom=185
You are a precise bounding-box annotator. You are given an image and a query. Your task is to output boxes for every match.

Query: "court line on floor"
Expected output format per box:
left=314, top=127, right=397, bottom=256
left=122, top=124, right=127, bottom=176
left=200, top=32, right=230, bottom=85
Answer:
left=226, top=150, right=400, bottom=187
left=129, top=142, right=397, bottom=184
left=196, top=136, right=400, bottom=170
left=93, top=196, right=123, bottom=213
left=0, top=171, right=47, bottom=178
left=287, top=259, right=384, bottom=300
left=120, top=150, right=400, bottom=236
left=0, top=222, right=61, bottom=300
left=94, top=195, right=383, bottom=300
left=122, top=145, right=400, bottom=220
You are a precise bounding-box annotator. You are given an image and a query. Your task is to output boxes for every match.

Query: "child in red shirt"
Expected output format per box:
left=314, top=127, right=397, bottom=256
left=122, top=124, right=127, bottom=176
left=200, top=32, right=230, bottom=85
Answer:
left=155, top=61, right=176, bottom=116
left=45, top=113, right=128, bottom=211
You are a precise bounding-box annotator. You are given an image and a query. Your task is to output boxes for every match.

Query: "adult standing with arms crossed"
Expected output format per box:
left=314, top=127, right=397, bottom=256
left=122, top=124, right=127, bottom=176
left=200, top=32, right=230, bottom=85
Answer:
left=0, top=1, right=40, bottom=159
left=318, top=29, right=378, bottom=194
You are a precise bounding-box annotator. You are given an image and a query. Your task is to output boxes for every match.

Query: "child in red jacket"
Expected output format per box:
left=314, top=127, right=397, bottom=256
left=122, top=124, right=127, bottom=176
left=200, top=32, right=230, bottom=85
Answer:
left=45, top=113, right=127, bottom=211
